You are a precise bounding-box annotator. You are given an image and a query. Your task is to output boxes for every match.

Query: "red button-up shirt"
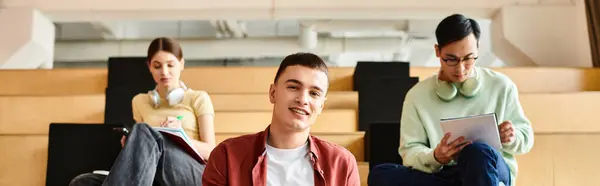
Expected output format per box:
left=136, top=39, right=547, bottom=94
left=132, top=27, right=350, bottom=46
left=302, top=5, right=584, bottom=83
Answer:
left=202, top=126, right=360, bottom=186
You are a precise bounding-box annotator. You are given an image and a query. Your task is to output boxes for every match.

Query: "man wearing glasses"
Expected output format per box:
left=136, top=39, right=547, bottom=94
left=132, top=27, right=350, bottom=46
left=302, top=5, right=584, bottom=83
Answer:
left=367, top=14, right=534, bottom=186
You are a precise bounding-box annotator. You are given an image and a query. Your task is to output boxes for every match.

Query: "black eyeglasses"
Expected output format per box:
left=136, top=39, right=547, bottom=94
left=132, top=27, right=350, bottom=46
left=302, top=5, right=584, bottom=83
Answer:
left=441, top=56, right=478, bottom=66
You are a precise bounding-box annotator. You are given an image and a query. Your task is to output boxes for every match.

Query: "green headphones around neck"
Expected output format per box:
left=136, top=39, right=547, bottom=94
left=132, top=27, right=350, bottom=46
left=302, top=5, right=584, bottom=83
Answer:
left=435, top=69, right=482, bottom=102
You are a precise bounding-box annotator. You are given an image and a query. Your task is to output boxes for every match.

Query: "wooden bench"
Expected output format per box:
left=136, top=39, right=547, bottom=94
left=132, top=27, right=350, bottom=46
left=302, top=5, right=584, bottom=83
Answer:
left=3, top=92, right=600, bottom=134
left=0, top=131, right=365, bottom=186
left=2, top=67, right=600, bottom=96
left=2, top=67, right=600, bottom=186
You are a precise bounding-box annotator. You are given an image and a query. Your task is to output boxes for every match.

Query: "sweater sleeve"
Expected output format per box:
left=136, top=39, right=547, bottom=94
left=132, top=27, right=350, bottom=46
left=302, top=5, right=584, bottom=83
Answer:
left=398, top=97, right=444, bottom=173
left=501, top=82, right=535, bottom=155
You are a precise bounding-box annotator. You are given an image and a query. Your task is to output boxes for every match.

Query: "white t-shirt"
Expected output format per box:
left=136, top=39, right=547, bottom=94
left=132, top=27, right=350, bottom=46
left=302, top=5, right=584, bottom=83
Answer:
left=265, top=142, right=314, bottom=186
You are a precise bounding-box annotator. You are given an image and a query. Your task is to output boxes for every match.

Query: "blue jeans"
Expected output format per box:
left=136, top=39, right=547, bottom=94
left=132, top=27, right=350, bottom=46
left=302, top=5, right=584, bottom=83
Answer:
left=368, top=142, right=511, bottom=186
left=69, top=123, right=205, bottom=186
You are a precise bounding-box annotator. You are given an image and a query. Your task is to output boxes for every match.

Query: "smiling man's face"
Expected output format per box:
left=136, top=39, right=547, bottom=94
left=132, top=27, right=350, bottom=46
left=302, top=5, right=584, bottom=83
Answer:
left=269, top=65, right=328, bottom=132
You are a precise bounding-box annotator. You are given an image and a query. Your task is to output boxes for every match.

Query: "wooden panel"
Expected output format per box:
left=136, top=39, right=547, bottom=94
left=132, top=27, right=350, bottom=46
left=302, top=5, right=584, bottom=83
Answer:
left=0, top=135, right=48, bottom=186
left=553, top=134, right=600, bottom=186
left=0, top=68, right=107, bottom=96
left=0, top=133, right=363, bottom=186
left=0, top=95, right=105, bottom=135
left=216, top=132, right=365, bottom=161
left=521, top=92, right=600, bottom=133
left=411, top=67, right=600, bottom=93
left=0, top=67, right=355, bottom=96
left=181, top=67, right=355, bottom=93
left=357, top=162, right=369, bottom=186
left=214, top=110, right=357, bottom=133
left=3, top=92, right=600, bottom=135
left=1, top=134, right=598, bottom=186
left=515, top=135, right=554, bottom=186
left=4, top=92, right=600, bottom=134
left=2, top=67, right=600, bottom=96
left=211, top=91, right=357, bottom=111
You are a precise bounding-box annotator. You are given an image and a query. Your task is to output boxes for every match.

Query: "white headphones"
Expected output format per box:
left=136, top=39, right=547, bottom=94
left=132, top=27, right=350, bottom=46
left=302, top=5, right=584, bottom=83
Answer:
left=435, top=69, right=481, bottom=102
left=148, top=81, right=188, bottom=108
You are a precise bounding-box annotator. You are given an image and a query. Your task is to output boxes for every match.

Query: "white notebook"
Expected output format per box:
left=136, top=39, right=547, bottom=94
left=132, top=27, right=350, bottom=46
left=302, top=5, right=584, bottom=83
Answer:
left=440, top=113, right=502, bottom=151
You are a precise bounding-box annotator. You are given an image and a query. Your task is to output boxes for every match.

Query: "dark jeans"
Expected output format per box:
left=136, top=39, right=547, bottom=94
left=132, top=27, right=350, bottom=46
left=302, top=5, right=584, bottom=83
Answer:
left=368, top=142, right=511, bottom=186
left=69, top=123, right=206, bottom=186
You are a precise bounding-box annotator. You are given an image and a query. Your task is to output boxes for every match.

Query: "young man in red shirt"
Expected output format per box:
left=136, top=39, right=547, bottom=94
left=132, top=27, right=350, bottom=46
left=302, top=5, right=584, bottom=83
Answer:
left=202, top=52, right=361, bottom=186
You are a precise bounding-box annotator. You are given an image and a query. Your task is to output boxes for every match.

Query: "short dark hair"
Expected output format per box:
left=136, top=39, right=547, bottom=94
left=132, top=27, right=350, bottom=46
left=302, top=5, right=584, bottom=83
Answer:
left=147, top=37, right=183, bottom=62
left=435, top=14, right=481, bottom=50
left=273, top=52, right=329, bottom=84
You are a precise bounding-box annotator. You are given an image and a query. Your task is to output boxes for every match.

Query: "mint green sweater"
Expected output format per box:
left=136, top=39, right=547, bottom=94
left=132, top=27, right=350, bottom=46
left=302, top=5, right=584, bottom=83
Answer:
left=399, top=67, right=534, bottom=185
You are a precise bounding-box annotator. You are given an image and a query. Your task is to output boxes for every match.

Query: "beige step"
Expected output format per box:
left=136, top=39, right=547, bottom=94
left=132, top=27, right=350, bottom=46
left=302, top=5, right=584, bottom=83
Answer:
left=211, top=92, right=357, bottom=111
left=0, top=94, right=356, bottom=134
left=2, top=133, right=595, bottom=186
left=214, top=110, right=357, bottom=133
left=4, top=92, right=600, bottom=134
left=2, top=67, right=600, bottom=96
left=520, top=92, right=600, bottom=133
left=0, top=68, right=107, bottom=96
left=0, top=135, right=48, bottom=186
left=0, top=132, right=364, bottom=186
left=216, top=132, right=365, bottom=161
left=0, top=95, right=105, bottom=135
left=0, top=67, right=354, bottom=96
left=358, top=161, right=369, bottom=186
left=355, top=134, right=600, bottom=186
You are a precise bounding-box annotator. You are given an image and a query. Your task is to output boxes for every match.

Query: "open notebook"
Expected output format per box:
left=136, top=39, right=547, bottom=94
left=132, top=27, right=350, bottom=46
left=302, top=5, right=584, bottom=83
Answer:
left=153, top=127, right=207, bottom=164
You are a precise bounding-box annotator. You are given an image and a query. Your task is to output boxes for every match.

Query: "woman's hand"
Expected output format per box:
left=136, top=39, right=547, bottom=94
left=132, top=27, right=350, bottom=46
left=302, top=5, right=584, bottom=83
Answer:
left=161, top=116, right=182, bottom=129
left=120, top=135, right=126, bottom=147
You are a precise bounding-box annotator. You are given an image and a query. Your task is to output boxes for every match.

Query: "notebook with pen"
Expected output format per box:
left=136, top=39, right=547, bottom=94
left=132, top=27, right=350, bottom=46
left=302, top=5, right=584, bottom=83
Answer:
left=154, top=127, right=206, bottom=164
left=116, top=123, right=206, bottom=164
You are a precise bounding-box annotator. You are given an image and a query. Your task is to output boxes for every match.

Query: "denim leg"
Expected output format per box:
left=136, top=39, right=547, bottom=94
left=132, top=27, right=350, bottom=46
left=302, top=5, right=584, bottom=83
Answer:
left=367, top=163, right=458, bottom=186
left=102, top=123, right=163, bottom=186
left=69, top=173, right=106, bottom=186
left=155, top=133, right=205, bottom=186
left=102, top=123, right=205, bottom=186
left=456, top=142, right=511, bottom=186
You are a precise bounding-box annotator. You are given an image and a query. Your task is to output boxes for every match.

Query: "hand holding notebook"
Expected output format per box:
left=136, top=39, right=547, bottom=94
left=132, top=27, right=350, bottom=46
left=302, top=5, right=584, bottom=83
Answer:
left=440, top=113, right=502, bottom=151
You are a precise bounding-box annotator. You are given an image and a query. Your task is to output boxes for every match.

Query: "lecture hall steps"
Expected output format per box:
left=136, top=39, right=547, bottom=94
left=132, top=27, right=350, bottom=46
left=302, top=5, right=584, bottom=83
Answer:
left=2, top=92, right=600, bottom=134
left=1, top=67, right=600, bottom=96
left=1, top=67, right=600, bottom=186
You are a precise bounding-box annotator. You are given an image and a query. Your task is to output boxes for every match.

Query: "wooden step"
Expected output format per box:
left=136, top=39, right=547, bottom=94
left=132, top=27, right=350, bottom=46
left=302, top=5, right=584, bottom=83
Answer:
left=411, top=67, right=600, bottom=93
left=216, top=132, right=365, bottom=161
left=3, top=92, right=600, bottom=134
left=2, top=133, right=596, bottom=186
left=0, top=135, right=48, bottom=186
left=2, top=67, right=600, bottom=96
left=0, top=67, right=354, bottom=96
left=211, top=92, right=357, bottom=111
left=0, top=95, right=105, bottom=135
left=0, top=132, right=364, bottom=186
left=214, top=110, right=357, bottom=133
left=0, top=68, right=107, bottom=96
left=0, top=95, right=356, bottom=134
left=357, top=134, right=600, bottom=186
left=520, top=92, right=600, bottom=133
left=358, top=162, right=369, bottom=186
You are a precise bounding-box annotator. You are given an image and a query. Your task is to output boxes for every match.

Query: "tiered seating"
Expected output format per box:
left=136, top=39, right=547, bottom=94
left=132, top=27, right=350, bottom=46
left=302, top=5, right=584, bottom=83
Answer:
left=1, top=67, right=600, bottom=186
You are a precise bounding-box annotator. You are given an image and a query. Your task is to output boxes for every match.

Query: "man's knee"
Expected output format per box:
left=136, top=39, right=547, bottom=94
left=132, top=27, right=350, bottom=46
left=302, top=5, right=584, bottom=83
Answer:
left=69, top=173, right=106, bottom=186
left=367, top=163, right=407, bottom=186
left=460, top=142, right=499, bottom=161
